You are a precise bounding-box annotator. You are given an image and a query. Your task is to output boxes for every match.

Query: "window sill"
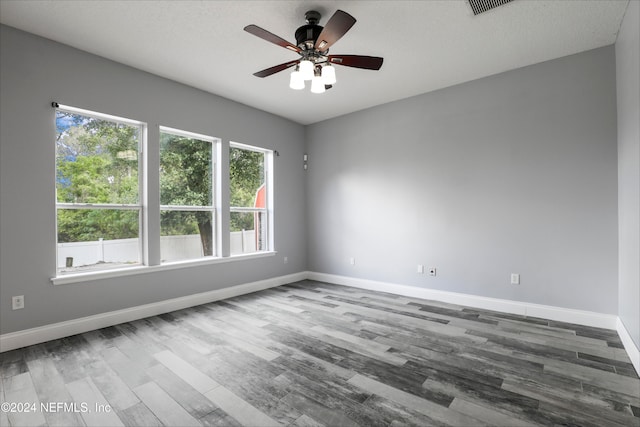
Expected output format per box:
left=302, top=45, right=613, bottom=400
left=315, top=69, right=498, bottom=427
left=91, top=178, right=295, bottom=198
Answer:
left=51, top=251, right=277, bottom=286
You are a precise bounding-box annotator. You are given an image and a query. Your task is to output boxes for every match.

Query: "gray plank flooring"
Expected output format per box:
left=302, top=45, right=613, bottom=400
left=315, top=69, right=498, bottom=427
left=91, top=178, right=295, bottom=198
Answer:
left=1, top=280, right=638, bottom=426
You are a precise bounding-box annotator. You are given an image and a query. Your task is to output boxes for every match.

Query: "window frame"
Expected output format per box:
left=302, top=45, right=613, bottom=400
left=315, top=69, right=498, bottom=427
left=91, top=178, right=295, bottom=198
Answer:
left=159, top=126, right=220, bottom=262
left=229, top=142, right=274, bottom=255
left=51, top=106, right=277, bottom=285
left=54, top=104, right=146, bottom=276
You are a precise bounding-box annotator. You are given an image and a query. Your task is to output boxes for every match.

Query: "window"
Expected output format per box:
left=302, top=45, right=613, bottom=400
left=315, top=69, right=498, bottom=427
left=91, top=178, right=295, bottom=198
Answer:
left=160, top=127, right=218, bottom=262
left=53, top=105, right=276, bottom=281
left=55, top=106, right=144, bottom=275
left=230, top=143, right=273, bottom=255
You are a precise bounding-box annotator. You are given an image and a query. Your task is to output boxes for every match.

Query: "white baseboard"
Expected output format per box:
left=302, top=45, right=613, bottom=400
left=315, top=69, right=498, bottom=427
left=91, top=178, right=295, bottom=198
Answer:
left=1, top=270, right=630, bottom=371
left=0, top=272, right=307, bottom=353
left=311, top=271, right=638, bottom=375
left=617, top=317, right=640, bottom=375
left=306, top=272, right=618, bottom=330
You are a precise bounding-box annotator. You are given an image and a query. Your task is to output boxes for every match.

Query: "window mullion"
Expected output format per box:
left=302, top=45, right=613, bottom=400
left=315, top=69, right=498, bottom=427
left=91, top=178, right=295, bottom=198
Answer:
left=219, top=140, right=231, bottom=257
left=57, top=203, right=140, bottom=210
left=229, top=207, right=266, bottom=212
left=161, top=205, right=214, bottom=211
left=145, top=124, right=161, bottom=266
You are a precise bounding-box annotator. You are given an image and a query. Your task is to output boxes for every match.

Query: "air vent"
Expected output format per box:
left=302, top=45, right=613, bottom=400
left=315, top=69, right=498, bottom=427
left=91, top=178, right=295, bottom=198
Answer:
left=468, top=0, right=514, bottom=15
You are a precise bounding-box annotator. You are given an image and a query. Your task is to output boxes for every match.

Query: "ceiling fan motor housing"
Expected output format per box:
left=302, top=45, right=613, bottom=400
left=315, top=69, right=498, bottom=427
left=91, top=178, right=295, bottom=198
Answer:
left=295, top=24, right=323, bottom=49
left=295, top=11, right=324, bottom=51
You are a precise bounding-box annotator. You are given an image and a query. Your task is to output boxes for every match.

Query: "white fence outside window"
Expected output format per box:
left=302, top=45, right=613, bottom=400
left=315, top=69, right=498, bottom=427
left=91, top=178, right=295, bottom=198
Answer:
left=57, top=231, right=257, bottom=268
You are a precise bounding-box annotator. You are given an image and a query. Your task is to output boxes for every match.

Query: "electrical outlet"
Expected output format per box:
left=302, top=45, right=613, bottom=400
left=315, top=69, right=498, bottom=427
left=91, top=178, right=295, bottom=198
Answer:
left=349, top=257, right=355, bottom=266
left=511, top=273, right=520, bottom=285
left=428, top=267, right=437, bottom=276
left=12, top=295, right=24, bottom=310
left=417, top=264, right=424, bottom=274
left=283, top=256, right=288, bottom=264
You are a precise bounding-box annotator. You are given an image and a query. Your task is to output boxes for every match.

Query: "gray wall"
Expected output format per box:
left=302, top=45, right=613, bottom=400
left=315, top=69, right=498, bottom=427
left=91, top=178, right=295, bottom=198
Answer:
left=306, top=46, right=619, bottom=314
left=0, top=25, right=306, bottom=335
left=616, top=0, right=640, bottom=349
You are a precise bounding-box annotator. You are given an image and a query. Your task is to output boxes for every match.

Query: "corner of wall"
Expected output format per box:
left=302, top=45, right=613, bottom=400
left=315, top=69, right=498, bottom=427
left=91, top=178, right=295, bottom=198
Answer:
left=615, top=0, right=640, bottom=353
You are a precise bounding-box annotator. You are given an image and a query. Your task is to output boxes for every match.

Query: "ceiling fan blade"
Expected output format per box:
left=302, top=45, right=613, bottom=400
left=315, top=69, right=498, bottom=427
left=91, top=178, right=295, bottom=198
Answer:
left=244, top=24, right=301, bottom=53
left=253, top=60, right=299, bottom=78
left=314, top=10, right=356, bottom=51
left=328, top=55, right=384, bottom=70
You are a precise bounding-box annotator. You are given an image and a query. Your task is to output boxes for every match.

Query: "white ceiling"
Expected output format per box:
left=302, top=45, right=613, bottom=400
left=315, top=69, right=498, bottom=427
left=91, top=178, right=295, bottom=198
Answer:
left=0, top=0, right=630, bottom=125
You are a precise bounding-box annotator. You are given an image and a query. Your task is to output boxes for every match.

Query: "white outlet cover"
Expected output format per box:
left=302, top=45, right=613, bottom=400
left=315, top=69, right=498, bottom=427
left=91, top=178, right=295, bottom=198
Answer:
left=417, top=264, right=424, bottom=274
left=511, top=273, right=520, bottom=285
left=12, top=295, right=24, bottom=310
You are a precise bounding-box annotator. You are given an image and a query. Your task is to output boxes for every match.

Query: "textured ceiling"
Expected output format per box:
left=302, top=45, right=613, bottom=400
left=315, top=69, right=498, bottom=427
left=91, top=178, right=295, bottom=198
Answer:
left=0, top=0, right=630, bottom=125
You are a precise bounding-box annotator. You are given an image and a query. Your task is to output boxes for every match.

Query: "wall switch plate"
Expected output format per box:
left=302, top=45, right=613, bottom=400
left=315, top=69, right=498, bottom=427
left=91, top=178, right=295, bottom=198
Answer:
left=417, top=264, right=424, bottom=274
left=12, top=295, right=24, bottom=310
left=428, top=267, right=437, bottom=276
left=511, top=273, right=520, bottom=285
left=283, top=256, right=288, bottom=264
left=349, top=257, right=356, bottom=266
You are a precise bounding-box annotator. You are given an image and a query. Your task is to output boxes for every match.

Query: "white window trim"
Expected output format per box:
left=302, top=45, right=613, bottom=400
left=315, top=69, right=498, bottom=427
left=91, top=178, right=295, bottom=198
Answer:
left=56, top=104, right=143, bottom=127
left=55, top=104, right=146, bottom=277
left=51, top=251, right=277, bottom=285
left=51, top=108, right=277, bottom=283
left=229, top=142, right=274, bottom=254
left=159, top=126, right=220, bottom=261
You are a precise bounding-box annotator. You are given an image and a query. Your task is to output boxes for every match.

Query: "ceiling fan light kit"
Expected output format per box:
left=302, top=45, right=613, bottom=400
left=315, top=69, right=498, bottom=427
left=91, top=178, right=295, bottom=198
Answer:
left=289, top=67, right=305, bottom=90
left=310, top=74, right=326, bottom=94
left=321, top=65, right=336, bottom=85
left=299, top=59, right=315, bottom=81
left=244, top=9, right=383, bottom=94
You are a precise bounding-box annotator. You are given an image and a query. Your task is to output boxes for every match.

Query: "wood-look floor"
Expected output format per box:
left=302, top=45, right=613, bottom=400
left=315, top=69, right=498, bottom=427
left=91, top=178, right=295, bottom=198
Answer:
left=1, top=280, right=639, bottom=427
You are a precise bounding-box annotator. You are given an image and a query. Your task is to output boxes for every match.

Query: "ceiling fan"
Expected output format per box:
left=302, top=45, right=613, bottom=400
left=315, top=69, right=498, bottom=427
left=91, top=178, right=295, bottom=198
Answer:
left=244, top=10, right=384, bottom=94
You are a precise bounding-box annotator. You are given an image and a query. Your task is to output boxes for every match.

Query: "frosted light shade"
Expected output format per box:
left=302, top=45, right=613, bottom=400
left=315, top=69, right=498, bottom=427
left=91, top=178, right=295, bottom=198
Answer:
left=299, top=60, right=314, bottom=81
left=321, top=65, right=336, bottom=85
left=289, top=70, right=305, bottom=90
left=310, top=75, right=326, bottom=94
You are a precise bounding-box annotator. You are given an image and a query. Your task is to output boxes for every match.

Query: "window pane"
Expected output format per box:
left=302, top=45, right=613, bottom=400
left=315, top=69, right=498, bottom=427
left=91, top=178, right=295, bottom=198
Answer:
left=230, top=211, right=267, bottom=255
left=57, top=209, right=140, bottom=274
left=161, top=210, right=214, bottom=261
left=160, top=129, right=215, bottom=264
left=56, top=111, right=139, bottom=204
left=230, top=147, right=265, bottom=207
left=160, top=132, right=212, bottom=206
